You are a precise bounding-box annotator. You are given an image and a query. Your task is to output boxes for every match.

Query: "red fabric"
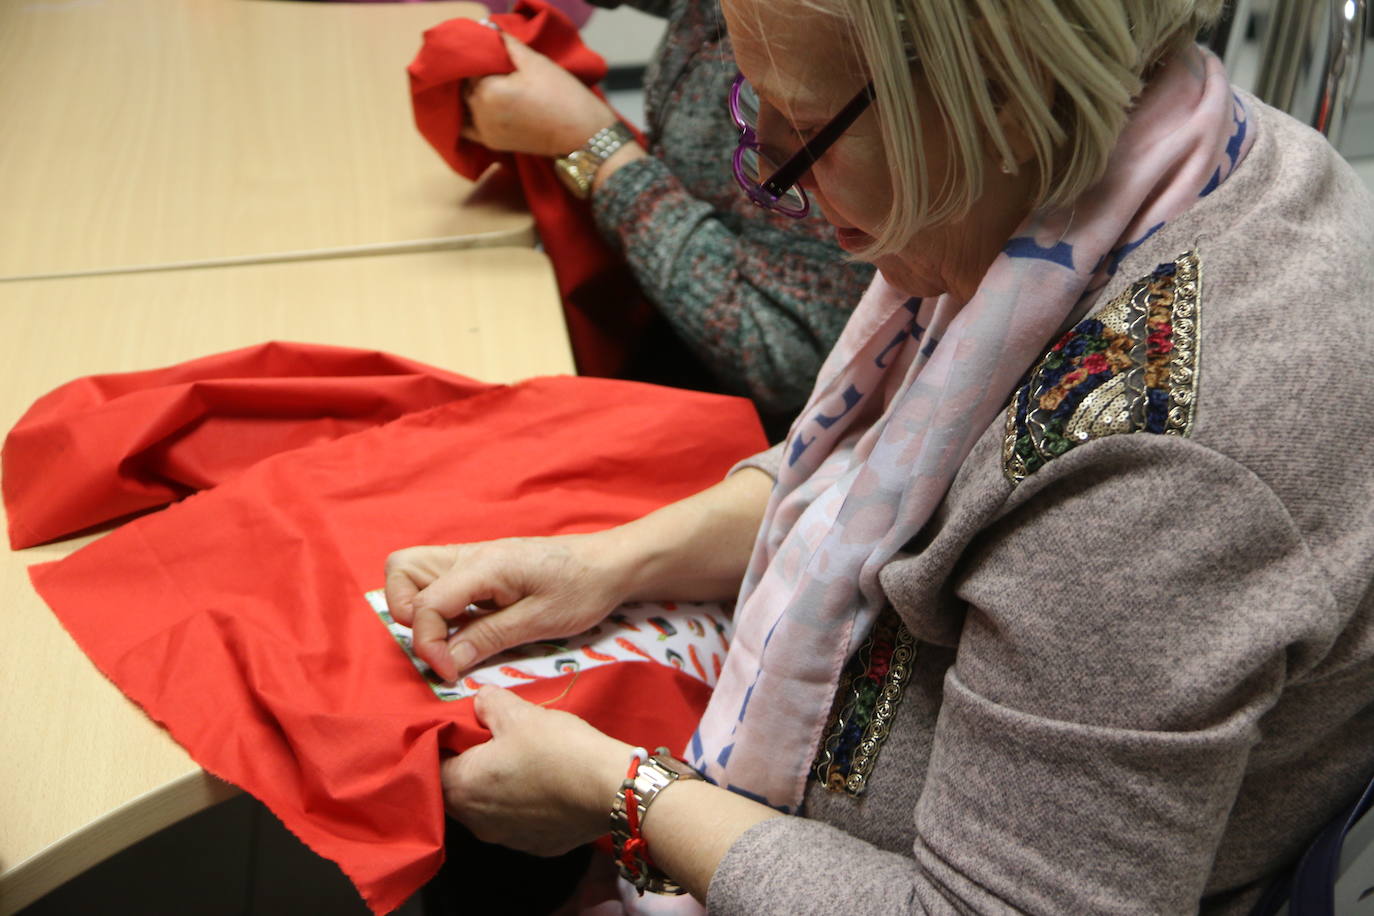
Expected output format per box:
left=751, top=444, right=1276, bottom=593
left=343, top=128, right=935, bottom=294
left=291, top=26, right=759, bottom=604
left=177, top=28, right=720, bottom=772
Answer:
left=2, top=342, right=492, bottom=549
left=408, top=0, right=654, bottom=378
left=19, top=361, right=766, bottom=915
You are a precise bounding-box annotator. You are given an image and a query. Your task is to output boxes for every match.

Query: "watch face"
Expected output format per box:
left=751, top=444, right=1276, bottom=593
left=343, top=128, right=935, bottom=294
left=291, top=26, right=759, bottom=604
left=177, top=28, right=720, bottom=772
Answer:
left=554, top=151, right=594, bottom=198
left=651, top=754, right=701, bottom=780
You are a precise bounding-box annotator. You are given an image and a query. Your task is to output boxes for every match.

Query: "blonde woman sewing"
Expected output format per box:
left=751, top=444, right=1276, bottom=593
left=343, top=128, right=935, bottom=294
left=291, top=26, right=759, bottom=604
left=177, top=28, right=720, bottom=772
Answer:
left=385, top=0, right=1374, bottom=911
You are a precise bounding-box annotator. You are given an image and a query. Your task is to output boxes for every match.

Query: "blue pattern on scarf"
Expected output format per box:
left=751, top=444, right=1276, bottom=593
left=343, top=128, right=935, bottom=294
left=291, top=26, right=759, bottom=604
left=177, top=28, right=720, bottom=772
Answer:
left=1004, top=237, right=1076, bottom=269
left=1103, top=222, right=1166, bottom=278
left=815, top=385, right=864, bottom=430
left=1203, top=93, right=1248, bottom=197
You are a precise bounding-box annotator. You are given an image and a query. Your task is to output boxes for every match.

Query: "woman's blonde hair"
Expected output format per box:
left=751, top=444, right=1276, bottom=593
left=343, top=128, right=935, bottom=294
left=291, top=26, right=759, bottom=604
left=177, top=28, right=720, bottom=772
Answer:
left=804, top=0, right=1224, bottom=256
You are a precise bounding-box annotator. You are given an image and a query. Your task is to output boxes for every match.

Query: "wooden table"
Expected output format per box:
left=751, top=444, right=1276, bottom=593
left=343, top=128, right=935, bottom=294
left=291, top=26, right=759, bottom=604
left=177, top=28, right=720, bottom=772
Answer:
left=0, top=248, right=573, bottom=914
left=0, top=0, right=534, bottom=281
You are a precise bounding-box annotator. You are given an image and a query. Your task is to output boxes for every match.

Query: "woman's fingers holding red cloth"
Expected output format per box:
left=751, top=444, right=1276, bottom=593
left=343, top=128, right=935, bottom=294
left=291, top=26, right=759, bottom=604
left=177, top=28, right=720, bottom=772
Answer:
left=441, top=686, right=630, bottom=856
left=461, top=33, right=620, bottom=156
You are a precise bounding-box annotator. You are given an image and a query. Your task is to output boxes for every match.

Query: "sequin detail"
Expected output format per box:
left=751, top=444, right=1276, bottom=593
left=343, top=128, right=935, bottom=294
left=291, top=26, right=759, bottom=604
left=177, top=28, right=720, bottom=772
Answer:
left=1003, top=251, right=1201, bottom=483
left=812, top=611, right=916, bottom=796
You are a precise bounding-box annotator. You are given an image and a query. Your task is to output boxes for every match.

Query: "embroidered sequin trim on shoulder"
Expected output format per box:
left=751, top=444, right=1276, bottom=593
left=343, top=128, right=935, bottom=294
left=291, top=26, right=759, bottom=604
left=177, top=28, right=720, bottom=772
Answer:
left=812, top=610, right=916, bottom=797
left=1003, top=250, right=1201, bottom=484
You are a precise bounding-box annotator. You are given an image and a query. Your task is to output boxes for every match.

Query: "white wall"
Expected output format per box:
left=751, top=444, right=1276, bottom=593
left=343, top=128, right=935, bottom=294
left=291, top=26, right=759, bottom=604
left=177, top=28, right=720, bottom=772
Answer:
left=580, top=5, right=668, bottom=70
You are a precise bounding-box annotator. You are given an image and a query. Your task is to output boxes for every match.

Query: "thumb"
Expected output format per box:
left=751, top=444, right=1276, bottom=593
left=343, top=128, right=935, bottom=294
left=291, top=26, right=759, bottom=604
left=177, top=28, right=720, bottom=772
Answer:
left=501, top=32, right=541, bottom=66
left=447, top=598, right=548, bottom=673
left=473, top=685, right=529, bottom=733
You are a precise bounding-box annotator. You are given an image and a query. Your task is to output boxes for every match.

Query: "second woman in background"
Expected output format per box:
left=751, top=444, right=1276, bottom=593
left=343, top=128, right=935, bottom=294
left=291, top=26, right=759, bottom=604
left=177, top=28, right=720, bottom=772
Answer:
left=462, top=0, right=874, bottom=432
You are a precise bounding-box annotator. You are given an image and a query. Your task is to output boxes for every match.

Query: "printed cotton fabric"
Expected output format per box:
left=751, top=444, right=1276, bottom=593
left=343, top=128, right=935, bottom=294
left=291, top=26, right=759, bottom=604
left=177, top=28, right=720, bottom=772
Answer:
left=12, top=351, right=766, bottom=914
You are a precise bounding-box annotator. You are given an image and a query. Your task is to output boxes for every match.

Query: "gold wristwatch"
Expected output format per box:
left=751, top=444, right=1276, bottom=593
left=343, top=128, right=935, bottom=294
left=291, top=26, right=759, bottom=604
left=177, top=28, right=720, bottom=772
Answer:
left=609, top=749, right=702, bottom=894
left=553, top=122, right=635, bottom=199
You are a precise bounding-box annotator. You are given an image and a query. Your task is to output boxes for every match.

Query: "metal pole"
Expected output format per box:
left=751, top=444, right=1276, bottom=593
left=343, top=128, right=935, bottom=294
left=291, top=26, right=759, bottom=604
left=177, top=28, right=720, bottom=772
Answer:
left=1255, top=0, right=1368, bottom=141
left=1316, top=0, right=1369, bottom=141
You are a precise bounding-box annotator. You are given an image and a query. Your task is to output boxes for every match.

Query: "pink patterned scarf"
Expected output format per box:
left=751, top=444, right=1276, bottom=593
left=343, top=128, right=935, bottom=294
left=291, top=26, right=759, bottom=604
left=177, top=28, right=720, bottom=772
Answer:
left=688, top=47, right=1254, bottom=811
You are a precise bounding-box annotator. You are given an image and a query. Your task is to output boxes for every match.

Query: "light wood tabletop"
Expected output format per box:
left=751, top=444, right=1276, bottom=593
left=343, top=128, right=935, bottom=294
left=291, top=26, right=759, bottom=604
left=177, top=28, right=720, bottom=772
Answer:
left=0, top=0, right=534, bottom=281
left=0, top=247, right=573, bottom=914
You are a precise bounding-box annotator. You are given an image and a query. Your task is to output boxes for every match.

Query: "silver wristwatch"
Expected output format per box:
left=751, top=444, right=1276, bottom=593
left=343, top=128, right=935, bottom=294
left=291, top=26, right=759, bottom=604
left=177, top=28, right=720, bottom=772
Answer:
left=552, top=122, right=635, bottom=199
left=609, top=749, right=702, bottom=894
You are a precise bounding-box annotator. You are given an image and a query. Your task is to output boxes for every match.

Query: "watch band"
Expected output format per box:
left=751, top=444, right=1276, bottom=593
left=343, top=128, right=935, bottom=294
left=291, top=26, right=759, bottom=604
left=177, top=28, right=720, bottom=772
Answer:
left=609, top=749, right=702, bottom=894
left=581, top=122, right=634, bottom=163
left=552, top=122, right=635, bottom=199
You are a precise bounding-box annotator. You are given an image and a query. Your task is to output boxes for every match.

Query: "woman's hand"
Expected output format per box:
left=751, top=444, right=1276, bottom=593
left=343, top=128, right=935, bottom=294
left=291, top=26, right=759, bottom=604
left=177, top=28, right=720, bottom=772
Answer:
left=464, top=34, right=622, bottom=157
left=384, top=533, right=630, bottom=683
left=444, top=686, right=782, bottom=895
left=441, top=686, right=631, bottom=856
left=386, top=468, right=774, bottom=682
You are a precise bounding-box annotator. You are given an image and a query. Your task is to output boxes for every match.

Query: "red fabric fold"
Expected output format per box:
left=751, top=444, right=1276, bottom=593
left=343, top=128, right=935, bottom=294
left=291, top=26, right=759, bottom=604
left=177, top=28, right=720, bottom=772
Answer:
left=2, top=342, right=492, bottom=549
left=19, top=365, right=766, bottom=914
left=408, top=0, right=653, bottom=378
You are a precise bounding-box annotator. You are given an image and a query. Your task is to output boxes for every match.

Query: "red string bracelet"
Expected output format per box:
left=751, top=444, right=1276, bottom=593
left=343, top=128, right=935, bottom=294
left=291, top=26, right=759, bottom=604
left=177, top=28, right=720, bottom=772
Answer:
left=618, top=747, right=651, bottom=881
left=611, top=746, right=698, bottom=895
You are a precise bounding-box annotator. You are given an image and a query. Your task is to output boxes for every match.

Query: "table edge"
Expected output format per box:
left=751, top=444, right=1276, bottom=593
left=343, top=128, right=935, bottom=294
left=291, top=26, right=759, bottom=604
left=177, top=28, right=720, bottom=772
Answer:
left=0, top=770, right=239, bottom=915
left=0, top=226, right=539, bottom=285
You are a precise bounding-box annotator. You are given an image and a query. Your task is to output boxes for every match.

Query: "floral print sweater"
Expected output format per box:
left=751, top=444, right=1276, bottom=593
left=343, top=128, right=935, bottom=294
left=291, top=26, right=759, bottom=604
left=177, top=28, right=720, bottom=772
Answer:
left=588, top=0, right=874, bottom=423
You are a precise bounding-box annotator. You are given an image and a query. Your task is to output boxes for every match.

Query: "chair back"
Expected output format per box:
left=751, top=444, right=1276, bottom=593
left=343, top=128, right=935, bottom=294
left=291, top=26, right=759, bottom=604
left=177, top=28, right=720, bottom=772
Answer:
left=1254, top=771, right=1374, bottom=915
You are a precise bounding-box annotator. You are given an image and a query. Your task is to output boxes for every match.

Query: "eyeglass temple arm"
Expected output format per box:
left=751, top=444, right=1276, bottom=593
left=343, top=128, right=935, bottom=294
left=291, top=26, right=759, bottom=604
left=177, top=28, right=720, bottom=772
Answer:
left=762, top=81, right=876, bottom=197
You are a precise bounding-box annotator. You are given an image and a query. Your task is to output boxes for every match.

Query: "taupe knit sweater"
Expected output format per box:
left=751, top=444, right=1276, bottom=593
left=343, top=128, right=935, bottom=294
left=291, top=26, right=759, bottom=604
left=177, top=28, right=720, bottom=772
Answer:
left=710, top=96, right=1374, bottom=915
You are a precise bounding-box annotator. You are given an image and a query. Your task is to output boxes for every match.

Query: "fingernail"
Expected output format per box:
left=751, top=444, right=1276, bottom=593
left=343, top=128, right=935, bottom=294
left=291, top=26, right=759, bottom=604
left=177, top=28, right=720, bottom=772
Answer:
left=450, top=641, right=477, bottom=672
